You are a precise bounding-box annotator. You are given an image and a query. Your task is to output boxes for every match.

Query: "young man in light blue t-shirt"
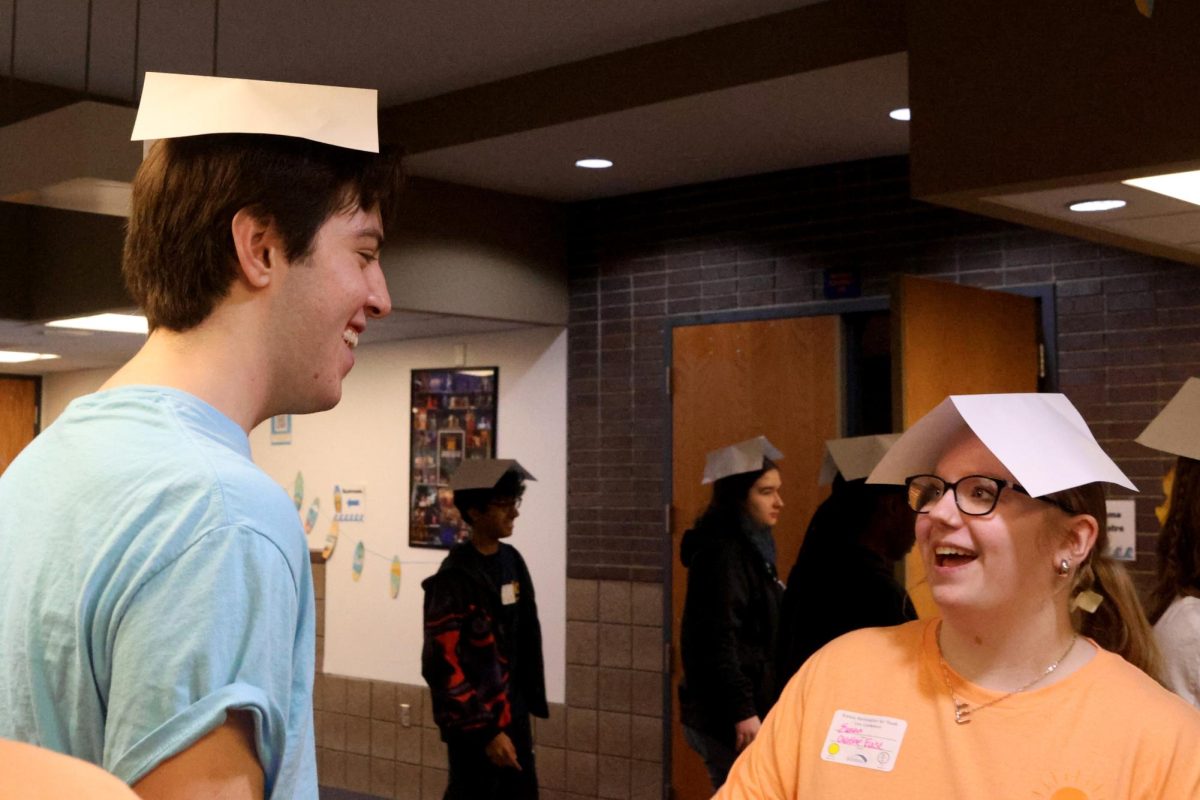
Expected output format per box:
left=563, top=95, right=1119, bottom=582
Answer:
left=0, top=74, right=403, bottom=799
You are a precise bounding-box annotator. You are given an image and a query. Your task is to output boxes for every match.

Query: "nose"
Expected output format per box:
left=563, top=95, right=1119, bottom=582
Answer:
left=365, top=265, right=392, bottom=318
left=927, top=488, right=962, bottom=526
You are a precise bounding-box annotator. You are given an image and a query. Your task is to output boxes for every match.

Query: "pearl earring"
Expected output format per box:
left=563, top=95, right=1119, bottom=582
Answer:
left=1057, top=558, right=1070, bottom=576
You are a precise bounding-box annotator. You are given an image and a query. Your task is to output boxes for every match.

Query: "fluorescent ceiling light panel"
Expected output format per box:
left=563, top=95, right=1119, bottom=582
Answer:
left=575, top=158, right=613, bottom=169
left=889, top=107, right=911, bottom=121
left=0, top=351, right=59, bottom=363
left=1123, top=169, right=1200, bottom=206
left=46, top=313, right=149, bottom=334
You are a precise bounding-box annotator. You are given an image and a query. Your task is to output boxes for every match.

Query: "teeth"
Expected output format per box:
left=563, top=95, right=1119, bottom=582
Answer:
left=343, top=329, right=359, bottom=349
left=935, top=546, right=976, bottom=557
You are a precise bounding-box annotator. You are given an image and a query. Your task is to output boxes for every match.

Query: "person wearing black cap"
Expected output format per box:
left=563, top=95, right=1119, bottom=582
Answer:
left=421, top=459, right=548, bottom=799
left=679, top=436, right=786, bottom=792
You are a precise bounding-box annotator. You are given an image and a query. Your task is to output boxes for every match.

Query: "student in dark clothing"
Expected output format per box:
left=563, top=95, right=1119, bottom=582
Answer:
left=777, top=474, right=918, bottom=682
left=421, top=460, right=547, bottom=800
left=679, top=436, right=786, bottom=792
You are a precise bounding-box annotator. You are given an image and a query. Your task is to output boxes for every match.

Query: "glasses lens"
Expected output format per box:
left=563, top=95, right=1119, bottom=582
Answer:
left=907, top=475, right=945, bottom=513
left=956, top=476, right=1001, bottom=515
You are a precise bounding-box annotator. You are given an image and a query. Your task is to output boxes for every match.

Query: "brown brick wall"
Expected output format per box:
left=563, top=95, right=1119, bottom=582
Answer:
left=566, top=155, right=1200, bottom=589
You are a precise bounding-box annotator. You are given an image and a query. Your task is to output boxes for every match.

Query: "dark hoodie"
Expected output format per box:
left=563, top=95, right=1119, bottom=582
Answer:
left=421, top=541, right=548, bottom=749
left=678, top=517, right=783, bottom=746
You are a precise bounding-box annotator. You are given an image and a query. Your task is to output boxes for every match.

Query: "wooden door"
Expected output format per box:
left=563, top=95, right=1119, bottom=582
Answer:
left=670, top=316, right=841, bottom=800
left=893, top=275, right=1040, bottom=618
left=0, top=376, right=39, bottom=475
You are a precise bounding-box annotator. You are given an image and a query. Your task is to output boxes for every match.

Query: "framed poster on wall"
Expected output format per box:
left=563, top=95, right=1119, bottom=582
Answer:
left=409, top=366, right=498, bottom=548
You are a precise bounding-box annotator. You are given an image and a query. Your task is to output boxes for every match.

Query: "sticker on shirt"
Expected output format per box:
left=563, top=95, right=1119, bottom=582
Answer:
left=501, top=581, right=519, bottom=605
left=820, top=709, right=906, bottom=772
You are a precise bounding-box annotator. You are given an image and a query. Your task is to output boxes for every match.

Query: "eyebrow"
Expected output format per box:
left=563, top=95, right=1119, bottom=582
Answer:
left=354, top=227, right=385, bottom=249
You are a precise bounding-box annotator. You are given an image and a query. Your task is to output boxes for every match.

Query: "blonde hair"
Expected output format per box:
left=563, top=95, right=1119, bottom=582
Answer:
left=1043, top=482, right=1162, bottom=681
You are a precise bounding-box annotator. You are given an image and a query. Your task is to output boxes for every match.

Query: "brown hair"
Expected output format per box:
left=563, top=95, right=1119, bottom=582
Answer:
left=1148, top=456, right=1200, bottom=624
left=124, top=134, right=405, bottom=332
left=1043, top=481, right=1162, bottom=680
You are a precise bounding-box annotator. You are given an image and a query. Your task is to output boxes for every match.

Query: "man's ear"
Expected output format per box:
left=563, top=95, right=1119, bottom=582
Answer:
left=231, top=208, right=280, bottom=289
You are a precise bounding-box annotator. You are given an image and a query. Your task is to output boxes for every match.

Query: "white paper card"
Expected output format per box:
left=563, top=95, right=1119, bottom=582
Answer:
left=820, top=434, right=902, bottom=484
left=501, top=583, right=518, bottom=606
left=702, top=436, right=783, bottom=485
left=132, top=72, right=379, bottom=152
left=820, top=709, right=907, bottom=772
left=1106, top=499, right=1137, bottom=561
left=1137, top=377, right=1200, bottom=460
left=868, top=393, right=1135, bottom=497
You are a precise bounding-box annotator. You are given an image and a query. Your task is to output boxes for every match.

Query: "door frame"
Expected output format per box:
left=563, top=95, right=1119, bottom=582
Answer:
left=656, top=284, right=1058, bottom=787
left=660, top=295, right=886, bottom=787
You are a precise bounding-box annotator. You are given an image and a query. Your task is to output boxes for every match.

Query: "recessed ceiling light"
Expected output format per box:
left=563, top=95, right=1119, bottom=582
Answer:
left=1067, top=199, right=1127, bottom=213
left=0, top=351, right=59, bottom=364
left=889, top=107, right=911, bottom=122
left=575, top=158, right=613, bottom=169
left=45, top=312, right=149, bottom=335
left=1123, top=169, right=1200, bottom=206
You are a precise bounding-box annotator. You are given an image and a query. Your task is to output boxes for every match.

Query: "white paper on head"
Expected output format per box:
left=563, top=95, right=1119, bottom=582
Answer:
left=867, top=393, right=1135, bottom=497
left=702, top=436, right=784, bottom=485
left=1137, top=377, right=1200, bottom=460
left=819, top=434, right=903, bottom=484
left=131, top=72, right=379, bottom=153
left=448, top=459, right=536, bottom=492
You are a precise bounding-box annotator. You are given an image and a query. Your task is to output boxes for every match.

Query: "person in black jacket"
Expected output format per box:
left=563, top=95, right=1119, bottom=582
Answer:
left=679, top=436, right=785, bottom=791
left=777, top=473, right=917, bottom=682
left=421, top=460, right=548, bottom=800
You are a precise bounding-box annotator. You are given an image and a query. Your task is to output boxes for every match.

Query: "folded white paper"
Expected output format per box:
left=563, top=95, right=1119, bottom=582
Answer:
left=131, top=72, right=378, bottom=152
left=1137, top=377, right=1200, bottom=460
left=449, top=459, right=536, bottom=492
left=702, top=436, right=783, bottom=485
left=867, top=393, right=1135, bottom=497
left=819, top=434, right=902, bottom=484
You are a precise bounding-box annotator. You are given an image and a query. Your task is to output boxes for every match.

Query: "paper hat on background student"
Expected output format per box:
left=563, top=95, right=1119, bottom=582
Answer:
left=130, top=72, right=379, bottom=152
left=1136, top=377, right=1200, bottom=461
left=449, top=459, right=536, bottom=492
left=867, top=393, right=1136, bottom=497
left=702, top=436, right=783, bottom=485
left=818, top=434, right=902, bottom=485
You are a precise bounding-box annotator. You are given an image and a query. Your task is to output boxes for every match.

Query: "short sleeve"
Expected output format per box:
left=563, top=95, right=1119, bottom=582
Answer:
left=102, top=525, right=308, bottom=793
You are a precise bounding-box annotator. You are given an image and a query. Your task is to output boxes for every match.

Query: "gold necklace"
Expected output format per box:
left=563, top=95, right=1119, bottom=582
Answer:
left=937, top=627, right=1078, bottom=725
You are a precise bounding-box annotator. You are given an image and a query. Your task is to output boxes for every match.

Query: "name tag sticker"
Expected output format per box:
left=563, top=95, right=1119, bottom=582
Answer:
left=501, top=582, right=518, bottom=605
left=820, top=709, right=907, bottom=772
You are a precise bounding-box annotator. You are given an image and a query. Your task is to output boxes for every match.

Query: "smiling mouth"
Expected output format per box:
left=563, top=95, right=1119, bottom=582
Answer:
left=343, top=329, right=360, bottom=349
left=934, top=546, right=978, bottom=568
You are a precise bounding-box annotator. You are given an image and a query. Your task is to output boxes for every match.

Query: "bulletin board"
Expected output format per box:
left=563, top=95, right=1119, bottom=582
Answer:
left=408, top=366, right=498, bottom=548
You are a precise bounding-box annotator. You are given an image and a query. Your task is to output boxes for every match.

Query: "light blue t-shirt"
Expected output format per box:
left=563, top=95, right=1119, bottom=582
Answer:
left=0, top=386, right=316, bottom=798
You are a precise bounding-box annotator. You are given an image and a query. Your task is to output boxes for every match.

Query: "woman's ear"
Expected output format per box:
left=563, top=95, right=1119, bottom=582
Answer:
left=231, top=208, right=280, bottom=289
left=1060, top=512, right=1100, bottom=565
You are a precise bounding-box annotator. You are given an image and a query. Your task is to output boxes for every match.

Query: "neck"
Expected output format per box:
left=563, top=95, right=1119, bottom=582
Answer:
left=471, top=534, right=500, bottom=555
left=102, top=319, right=272, bottom=434
left=938, top=605, right=1081, bottom=691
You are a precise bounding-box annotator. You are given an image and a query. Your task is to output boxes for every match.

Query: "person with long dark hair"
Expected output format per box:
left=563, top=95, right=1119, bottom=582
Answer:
left=718, top=395, right=1200, bottom=799
left=778, top=472, right=917, bottom=682
left=1139, top=377, right=1200, bottom=708
left=679, top=436, right=786, bottom=791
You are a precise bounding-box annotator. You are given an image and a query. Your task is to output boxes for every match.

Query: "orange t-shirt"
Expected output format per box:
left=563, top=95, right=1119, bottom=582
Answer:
left=718, top=619, right=1200, bottom=800
left=0, top=738, right=138, bottom=799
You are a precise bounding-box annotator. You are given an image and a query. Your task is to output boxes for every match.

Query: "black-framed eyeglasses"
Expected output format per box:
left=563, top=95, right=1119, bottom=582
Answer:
left=903, top=474, right=1032, bottom=517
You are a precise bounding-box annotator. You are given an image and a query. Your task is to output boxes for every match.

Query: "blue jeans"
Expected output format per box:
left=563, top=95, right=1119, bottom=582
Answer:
left=683, top=724, right=739, bottom=792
